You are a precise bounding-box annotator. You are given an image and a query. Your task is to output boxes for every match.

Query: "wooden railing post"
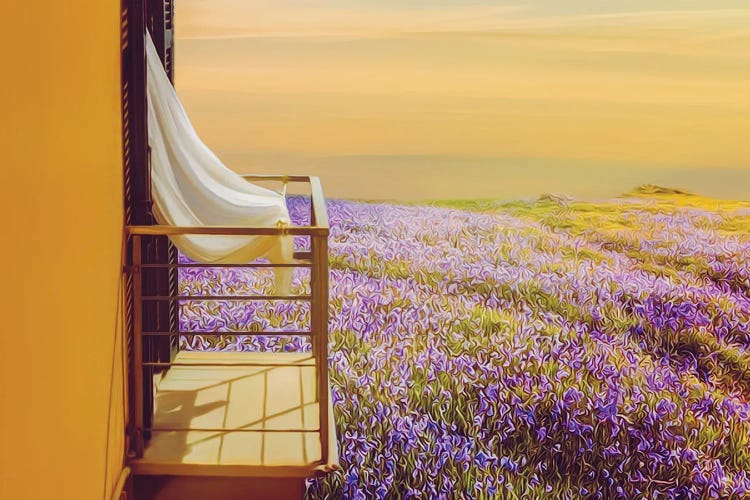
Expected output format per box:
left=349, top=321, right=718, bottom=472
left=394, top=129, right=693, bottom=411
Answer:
left=132, top=235, right=145, bottom=458
left=310, top=193, right=318, bottom=365
left=312, top=233, right=329, bottom=464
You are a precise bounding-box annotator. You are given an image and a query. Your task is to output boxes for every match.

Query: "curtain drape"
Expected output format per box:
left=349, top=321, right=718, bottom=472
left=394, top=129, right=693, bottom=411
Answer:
left=146, top=32, right=293, bottom=292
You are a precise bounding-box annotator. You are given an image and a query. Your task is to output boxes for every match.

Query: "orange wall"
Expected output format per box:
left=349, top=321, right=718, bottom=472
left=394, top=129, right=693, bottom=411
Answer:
left=0, top=1, right=126, bottom=499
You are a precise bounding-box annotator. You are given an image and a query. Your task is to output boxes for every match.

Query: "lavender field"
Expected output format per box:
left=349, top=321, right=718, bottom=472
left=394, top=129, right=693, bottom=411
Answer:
left=179, top=187, right=750, bottom=499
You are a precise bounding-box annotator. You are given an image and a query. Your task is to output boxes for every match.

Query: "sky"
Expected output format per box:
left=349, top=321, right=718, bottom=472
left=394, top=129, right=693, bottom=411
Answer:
left=174, top=0, right=750, bottom=201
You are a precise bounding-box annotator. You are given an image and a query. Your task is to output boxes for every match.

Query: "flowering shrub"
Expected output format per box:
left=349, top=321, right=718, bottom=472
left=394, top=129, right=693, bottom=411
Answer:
left=180, top=191, right=750, bottom=499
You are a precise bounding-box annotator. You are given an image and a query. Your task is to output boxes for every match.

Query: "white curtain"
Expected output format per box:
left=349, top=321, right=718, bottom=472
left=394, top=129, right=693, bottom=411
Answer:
left=146, top=32, right=293, bottom=292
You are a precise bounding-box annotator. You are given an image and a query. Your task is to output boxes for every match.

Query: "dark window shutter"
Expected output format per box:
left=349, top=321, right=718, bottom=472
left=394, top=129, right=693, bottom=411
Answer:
left=122, top=0, right=178, bottom=452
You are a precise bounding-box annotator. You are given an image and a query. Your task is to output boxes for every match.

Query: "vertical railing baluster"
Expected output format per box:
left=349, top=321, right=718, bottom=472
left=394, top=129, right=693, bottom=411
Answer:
left=132, top=235, right=145, bottom=458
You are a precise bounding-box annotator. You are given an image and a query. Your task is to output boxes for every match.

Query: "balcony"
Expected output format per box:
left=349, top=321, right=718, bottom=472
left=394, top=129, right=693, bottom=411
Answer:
left=124, top=176, right=337, bottom=496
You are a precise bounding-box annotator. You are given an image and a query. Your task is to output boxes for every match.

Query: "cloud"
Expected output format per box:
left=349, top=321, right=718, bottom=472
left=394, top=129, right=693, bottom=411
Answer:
left=177, top=2, right=525, bottom=39
left=177, top=0, right=750, bottom=40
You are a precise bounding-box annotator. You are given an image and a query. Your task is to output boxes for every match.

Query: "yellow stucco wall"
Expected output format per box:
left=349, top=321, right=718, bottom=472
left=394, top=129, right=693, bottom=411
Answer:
left=0, top=2, right=126, bottom=499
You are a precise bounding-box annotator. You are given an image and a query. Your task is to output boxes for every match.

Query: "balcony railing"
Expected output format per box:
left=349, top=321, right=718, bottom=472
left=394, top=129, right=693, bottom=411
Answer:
left=124, top=175, right=330, bottom=468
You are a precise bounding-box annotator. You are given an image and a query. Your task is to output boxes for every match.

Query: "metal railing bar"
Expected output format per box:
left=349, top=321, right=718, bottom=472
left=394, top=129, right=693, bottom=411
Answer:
left=127, top=225, right=327, bottom=236
left=139, top=262, right=311, bottom=269
left=141, top=295, right=312, bottom=301
left=142, top=361, right=315, bottom=368
left=147, top=427, right=320, bottom=433
left=142, top=331, right=313, bottom=337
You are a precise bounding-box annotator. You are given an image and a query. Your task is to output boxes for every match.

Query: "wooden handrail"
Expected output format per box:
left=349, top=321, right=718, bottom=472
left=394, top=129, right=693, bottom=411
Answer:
left=127, top=175, right=329, bottom=236
left=240, top=174, right=310, bottom=182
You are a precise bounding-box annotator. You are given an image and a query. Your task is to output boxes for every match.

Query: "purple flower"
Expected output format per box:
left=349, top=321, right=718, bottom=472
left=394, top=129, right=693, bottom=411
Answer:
left=178, top=196, right=750, bottom=499
left=499, top=456, right=520, bottom=473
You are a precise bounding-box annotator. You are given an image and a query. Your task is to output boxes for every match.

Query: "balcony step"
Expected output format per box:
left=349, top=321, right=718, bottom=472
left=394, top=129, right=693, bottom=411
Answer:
left=133, top=475, right=305, bottom=500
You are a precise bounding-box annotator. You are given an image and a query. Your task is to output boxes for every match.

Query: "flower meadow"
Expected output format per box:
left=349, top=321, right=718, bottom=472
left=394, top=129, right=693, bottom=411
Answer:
left=178, top=187, right=750, bottom=499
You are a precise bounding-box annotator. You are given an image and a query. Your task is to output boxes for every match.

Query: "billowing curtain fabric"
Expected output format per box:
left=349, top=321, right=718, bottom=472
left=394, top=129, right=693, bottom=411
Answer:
left=146, top=32, right=293, bottom=292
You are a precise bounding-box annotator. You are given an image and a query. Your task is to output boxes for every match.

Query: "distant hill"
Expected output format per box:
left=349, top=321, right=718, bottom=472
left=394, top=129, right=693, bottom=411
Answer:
left=626, top=184, right=695, bottom=196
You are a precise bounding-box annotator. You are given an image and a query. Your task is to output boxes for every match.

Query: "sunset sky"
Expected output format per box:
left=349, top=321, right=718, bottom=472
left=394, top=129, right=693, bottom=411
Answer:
left=175, top=1, right=750, bottom=200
